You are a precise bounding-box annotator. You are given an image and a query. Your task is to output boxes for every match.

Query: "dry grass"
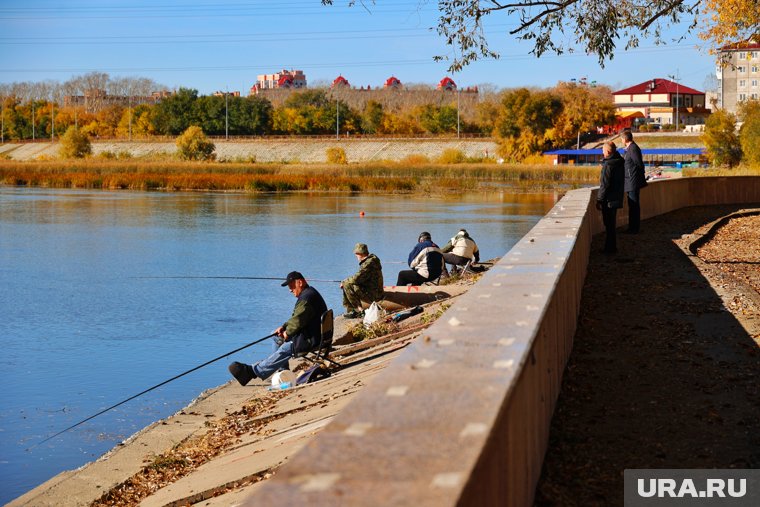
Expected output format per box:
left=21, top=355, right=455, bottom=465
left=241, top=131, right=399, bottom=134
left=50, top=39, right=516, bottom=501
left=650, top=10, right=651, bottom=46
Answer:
left=683, top=165, right=760, bottom=177
left=0, top=159, right=599, bottom=193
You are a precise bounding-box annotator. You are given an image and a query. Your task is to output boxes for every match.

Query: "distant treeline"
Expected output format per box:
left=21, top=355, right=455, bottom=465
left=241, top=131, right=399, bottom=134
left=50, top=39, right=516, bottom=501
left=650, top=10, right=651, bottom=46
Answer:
left=1, top=75, right=618, bottom=161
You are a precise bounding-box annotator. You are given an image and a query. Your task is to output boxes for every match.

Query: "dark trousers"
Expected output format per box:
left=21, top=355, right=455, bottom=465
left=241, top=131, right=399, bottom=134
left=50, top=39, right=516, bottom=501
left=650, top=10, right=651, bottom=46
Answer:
left=627, top=189, right=641, bottom=232
left=397, top=269, right=431, bottom=286
left=602, top=206, right=618, bottom=253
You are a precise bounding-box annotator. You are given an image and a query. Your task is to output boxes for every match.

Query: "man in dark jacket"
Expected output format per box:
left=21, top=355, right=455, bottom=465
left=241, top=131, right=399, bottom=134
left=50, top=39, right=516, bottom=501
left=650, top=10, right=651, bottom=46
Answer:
left=228, top=271, right=327, bottom=385
left=622, top=130, right=647, bottom=233
left=597, top=141, right=625, bottom=254
left=341, top=242, right=384, bottom=319
left=396, top=231, right=444, bottom=286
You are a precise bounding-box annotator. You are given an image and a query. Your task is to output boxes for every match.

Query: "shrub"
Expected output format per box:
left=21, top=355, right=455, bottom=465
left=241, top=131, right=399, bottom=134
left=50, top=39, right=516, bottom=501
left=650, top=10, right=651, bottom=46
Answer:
left=702, top=110, right=742, bottom=167
left=400, top=154, right=430, bottom=165
left=326, top=146, right=347, bottom=164
left=176, top=126, right=216, bottom=161
left=58, top=126, right=92, bottom=159
left=739, top=100, right=760, bottom=166
left=437, top=148, right=466, bottom=164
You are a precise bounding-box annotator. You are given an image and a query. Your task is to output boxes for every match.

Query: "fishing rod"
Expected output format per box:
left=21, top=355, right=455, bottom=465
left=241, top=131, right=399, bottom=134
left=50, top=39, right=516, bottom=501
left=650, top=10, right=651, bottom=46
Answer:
left=135, top=276, right=342, bottom=283
left=28, top=332, right=277, bottom=450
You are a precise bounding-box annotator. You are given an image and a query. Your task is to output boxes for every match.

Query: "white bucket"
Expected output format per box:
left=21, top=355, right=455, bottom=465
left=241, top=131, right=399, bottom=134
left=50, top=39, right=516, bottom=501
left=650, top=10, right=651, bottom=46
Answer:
left=272, top=370, right=296, bottom=387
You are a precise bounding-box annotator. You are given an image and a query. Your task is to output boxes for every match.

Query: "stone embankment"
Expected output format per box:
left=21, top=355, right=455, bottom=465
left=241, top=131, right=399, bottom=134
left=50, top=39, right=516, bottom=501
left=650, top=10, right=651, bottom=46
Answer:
left=0, top=138, right=499, bottom=163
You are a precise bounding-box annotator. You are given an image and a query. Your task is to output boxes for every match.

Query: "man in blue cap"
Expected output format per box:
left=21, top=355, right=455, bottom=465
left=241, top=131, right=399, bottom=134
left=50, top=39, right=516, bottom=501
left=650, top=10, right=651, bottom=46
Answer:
left=228, top=271, right=327, bottom=385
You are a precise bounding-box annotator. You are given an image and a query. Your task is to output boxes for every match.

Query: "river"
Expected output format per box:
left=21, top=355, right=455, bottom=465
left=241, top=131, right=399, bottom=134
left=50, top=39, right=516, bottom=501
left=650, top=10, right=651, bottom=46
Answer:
left=0, top=187, right=556, bottom=503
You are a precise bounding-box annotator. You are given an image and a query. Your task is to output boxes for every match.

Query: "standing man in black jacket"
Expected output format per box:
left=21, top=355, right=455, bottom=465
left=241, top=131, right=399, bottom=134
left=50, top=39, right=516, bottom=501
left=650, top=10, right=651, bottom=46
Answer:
left=621, top=130, right=647, bottom=233
left=597, top=141, right=625, bottom=254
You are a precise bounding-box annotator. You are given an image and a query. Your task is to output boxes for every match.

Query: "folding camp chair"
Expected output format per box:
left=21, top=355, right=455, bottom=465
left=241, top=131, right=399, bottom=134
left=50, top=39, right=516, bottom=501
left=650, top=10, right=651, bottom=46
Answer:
left=295, top=309, right=341, bottom=368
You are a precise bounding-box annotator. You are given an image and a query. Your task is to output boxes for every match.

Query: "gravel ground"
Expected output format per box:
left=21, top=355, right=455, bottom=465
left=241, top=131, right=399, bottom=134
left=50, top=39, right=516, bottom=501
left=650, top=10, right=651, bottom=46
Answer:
left=534, top=205, right=760, bottom=506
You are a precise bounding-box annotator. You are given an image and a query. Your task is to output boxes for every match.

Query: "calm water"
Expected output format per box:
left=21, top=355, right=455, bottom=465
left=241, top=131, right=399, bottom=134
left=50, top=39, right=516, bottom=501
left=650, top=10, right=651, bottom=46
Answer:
left=0, top=187, right=555, bottom=503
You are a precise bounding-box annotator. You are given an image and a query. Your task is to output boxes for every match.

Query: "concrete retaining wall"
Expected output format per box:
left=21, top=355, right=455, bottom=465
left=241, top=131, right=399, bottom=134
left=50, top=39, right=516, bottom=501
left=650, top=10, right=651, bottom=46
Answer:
left=243, top=176, right=760, bottom=507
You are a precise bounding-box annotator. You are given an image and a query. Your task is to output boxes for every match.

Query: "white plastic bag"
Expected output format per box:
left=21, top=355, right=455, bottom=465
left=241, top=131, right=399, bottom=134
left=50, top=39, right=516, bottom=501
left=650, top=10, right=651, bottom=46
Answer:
left=362, top=301, right=385, bottom=327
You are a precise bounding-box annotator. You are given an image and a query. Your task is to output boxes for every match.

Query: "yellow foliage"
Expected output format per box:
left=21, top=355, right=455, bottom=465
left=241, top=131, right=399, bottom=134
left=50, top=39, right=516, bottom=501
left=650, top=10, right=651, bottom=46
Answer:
left=699, top=0, right=759, bottom=50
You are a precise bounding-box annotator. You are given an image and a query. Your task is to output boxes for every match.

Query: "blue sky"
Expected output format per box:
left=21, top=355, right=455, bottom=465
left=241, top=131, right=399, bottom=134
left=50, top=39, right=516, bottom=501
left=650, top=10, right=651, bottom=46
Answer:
left=0, top=0, right=717, bottom=95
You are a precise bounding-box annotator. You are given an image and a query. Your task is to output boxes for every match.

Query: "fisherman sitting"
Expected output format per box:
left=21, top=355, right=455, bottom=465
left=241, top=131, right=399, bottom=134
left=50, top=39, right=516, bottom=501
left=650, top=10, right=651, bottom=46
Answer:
left=396, top=231, right=444, bottom=286
left=341, top=243, right=384, bottom=319
left=228, top=271, right=327, bottom=385
left=441, top=228, right=480, bottom=273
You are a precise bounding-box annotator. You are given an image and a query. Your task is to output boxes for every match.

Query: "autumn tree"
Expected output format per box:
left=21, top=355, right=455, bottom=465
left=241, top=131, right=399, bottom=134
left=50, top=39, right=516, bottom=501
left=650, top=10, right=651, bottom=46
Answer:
left=176, top=125, right=215, bottom=161
left=547, top=82, right=616, bottom=148
left=324, top=1, right=759, bottom=71
left=702, top=109, right=742, bottom=167
left=58, top=126, right=92, bottom=158
left=738, top=100, right=760, bottom=166
left=495, top=88, right=562, bottom=161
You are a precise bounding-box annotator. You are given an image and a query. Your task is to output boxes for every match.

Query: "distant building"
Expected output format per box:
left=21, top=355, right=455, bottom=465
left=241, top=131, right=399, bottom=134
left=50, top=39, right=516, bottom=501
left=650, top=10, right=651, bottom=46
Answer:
left=437, top=77, right=457, bottom=91
left=613, top=78, right=710, bottom=127
left=213, top=91, right=241, bottom=97
left=251, top=69, right=307, bottom=94
left=384, top=76, right=402, bottom=89
left=63, top=89, right=172, bottom=113
left=717, top=42, right=760, bottom=114
left=331, top=75, right=350, bottom=88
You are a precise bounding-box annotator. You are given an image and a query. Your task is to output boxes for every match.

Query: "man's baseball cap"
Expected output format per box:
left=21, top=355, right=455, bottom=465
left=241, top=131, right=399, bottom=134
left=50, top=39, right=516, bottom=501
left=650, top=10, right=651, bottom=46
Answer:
left=281, top=271, right=305, bottom=286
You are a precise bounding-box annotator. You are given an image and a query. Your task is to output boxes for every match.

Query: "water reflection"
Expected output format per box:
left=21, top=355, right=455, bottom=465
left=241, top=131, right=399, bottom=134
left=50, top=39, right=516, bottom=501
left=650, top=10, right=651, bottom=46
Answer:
left=0, top=187, right=555, bottom=503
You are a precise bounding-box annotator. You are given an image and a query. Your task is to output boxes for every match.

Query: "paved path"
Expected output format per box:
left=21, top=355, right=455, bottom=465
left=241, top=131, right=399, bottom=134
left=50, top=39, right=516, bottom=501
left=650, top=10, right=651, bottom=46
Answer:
left=535, top=204, right=760, bottom=506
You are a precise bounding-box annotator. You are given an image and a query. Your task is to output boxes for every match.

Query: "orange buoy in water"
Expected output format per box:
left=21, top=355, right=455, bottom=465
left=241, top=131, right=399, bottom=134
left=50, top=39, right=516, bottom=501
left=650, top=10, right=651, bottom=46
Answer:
left=359, top=211, right=365, bottom=217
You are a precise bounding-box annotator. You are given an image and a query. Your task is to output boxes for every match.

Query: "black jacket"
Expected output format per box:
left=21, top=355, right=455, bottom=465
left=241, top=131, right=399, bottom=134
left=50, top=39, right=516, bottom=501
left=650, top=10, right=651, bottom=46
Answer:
left=284, top=285, right=327, bottom=354
left=598, top=151, right=625, bottom=209
left=623, top=141, right=647, bottom=192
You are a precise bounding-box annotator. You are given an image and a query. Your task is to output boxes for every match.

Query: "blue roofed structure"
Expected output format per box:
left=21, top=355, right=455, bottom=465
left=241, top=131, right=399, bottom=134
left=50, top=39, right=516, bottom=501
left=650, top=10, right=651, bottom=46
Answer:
left=543, top=148, right=706, bottom=167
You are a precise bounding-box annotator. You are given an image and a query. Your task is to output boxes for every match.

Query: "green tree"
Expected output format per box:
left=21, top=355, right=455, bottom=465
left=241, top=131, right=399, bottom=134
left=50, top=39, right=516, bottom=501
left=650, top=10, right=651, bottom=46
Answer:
left=738, top=100, right=760, bottom=166
left=176, top=125, right=216, bottom=161
left=153, top=88, right=200, bottom=135
left=702, top=109, right=742, bottom=167
left=58, top=126, right=92, bottom=158
left=418, top=104, right=458, bottom=134
left=361, top=100, right=384, bottom=134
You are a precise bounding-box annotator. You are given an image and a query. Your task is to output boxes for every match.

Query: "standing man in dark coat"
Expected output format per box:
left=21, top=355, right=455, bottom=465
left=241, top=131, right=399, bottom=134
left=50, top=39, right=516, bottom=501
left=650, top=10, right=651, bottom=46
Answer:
left=597, top=141, right=625, bottom=254
left=228, top=271, right=327, bottom=385
left=621, top=130, right=647, bottom=233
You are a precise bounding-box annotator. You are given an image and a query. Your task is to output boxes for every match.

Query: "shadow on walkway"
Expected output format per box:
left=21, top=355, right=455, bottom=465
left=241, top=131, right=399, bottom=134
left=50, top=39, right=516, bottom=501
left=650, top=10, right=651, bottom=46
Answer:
left=535, top=204, right=760, bottom=506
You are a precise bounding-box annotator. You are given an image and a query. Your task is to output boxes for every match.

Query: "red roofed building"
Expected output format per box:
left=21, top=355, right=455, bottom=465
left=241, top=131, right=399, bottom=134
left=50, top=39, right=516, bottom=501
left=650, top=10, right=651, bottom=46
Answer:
left=384, top=76, right=402, bottom=89
left=332, top=75, right=350, bottom=88
left=437, top=77, right=457, bottom=91
left=613, top=78, right=709, bottom=128
left=251, top=69, right=307, bottom=94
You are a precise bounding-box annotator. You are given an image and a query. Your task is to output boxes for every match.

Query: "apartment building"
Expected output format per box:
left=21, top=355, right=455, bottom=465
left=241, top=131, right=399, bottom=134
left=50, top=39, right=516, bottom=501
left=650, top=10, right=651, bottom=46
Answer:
left=717, top=43, right=760, bottom=113
left=251, top=69, right=307, bottom=93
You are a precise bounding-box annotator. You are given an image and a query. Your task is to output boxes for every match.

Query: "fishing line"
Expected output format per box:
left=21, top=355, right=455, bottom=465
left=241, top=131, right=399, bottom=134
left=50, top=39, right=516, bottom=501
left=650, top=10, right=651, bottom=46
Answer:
left=28, top=332, right=277, bottom=450
left=135, top=276, right=342, bottom=283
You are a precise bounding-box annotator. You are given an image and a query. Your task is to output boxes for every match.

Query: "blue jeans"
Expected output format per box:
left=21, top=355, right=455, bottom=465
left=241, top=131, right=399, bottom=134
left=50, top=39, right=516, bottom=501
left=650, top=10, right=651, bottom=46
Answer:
left=252, top=337, right=293, bottom=380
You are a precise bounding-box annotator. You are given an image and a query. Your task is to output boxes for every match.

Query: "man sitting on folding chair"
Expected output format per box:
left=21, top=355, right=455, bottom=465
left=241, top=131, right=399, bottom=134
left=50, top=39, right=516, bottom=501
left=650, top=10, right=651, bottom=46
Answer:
left=441, top=228, right=480, bottom=275
left=228, top=271, right=327, bottom=386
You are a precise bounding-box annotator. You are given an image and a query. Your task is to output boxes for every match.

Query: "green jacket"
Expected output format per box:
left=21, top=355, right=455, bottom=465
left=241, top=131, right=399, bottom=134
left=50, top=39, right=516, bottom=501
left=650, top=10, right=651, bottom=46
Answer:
left=343, top=253, right=384, bottom=301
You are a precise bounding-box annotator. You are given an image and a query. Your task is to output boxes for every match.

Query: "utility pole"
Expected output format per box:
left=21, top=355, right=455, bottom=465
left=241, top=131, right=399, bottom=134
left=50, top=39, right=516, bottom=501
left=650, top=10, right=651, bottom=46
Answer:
left=128, top=95, right=132, bottom=141
left=457, top=86, right=460, bottom=139
left=336, top=98, right=340, bottom=140
left=225, top=88, right=229, bottom=140
left=32, top=101, right=35, bottom=140
left=668, top=72, right=680, bottom=130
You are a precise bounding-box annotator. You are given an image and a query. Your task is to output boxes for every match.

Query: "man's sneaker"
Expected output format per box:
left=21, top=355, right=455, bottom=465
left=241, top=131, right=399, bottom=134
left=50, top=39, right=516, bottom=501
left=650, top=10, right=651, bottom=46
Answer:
left=344, top=310, right=364, bottom=319
left=228, top=361, right=255, bottom=386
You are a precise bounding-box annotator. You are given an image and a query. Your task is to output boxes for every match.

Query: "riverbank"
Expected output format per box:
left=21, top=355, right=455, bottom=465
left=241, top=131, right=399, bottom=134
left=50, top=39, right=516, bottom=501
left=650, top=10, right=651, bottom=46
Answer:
left=9, top=281, right=473, bottom=506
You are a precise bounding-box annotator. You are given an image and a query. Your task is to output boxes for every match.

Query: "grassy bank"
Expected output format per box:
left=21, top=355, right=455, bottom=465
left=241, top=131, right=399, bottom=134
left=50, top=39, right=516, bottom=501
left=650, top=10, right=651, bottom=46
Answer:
left=0, top=159, right=599, bottom=193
